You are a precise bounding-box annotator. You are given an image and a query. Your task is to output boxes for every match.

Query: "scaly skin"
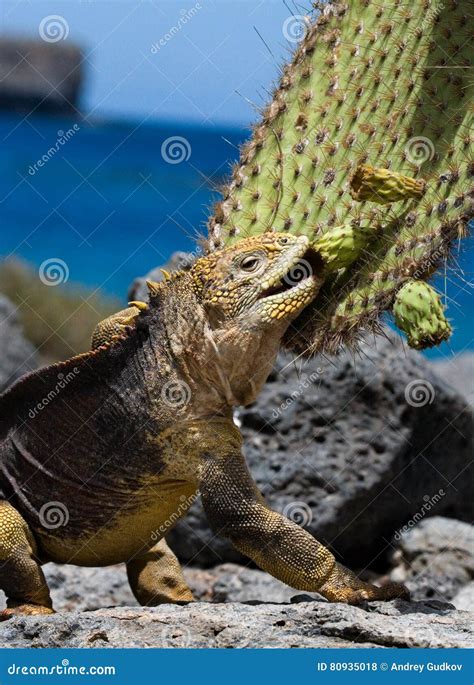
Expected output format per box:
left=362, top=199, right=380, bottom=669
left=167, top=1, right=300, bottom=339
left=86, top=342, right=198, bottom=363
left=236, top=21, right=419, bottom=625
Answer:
left=0, top=234, right=407, bottom=619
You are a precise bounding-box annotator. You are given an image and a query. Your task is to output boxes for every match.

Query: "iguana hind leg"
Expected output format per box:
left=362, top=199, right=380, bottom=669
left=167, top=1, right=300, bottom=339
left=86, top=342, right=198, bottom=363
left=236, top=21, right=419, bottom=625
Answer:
left=0, top=501, right=54, bottom=620
left=126, top=538, right=194, bottom=606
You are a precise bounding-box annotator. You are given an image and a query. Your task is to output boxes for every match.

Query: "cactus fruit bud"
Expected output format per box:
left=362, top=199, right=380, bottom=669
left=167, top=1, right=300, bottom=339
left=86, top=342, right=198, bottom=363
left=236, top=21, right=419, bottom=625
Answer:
left=350, top=165, right=426, bottom=204
left=313, top=224, right=375, bottom=273
left=393, top=281, right=452, bottom=350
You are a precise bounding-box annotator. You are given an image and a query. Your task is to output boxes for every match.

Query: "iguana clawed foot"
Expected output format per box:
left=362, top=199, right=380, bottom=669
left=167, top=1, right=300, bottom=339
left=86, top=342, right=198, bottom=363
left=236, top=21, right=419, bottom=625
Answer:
left=0, top=603, right=55, bottom=621
left=318, top=562, right=409, bottom=605
left=90, top=300, right=148, bottom=349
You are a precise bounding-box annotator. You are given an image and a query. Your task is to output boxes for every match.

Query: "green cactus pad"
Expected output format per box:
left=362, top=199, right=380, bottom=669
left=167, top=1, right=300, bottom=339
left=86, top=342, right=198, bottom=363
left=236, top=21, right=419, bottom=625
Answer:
left=393, top=281, right=452, bottom=349
left=206, top=0, right=472, bottom=354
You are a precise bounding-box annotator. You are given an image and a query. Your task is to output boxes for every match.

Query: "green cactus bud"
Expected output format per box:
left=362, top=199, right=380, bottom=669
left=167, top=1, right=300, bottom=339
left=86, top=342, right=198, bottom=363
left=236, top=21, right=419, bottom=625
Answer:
left=350, top=165, right=426, bottom=204
left=393, top=281, right=452, bottom=350
left=313, top=224, right=376, bottom=273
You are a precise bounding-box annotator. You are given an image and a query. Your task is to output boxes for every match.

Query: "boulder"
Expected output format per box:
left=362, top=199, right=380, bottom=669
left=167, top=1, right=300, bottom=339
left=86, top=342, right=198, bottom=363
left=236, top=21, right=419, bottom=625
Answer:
left=432, top=352, right=474, bottom=405
left=0, top=295, right=38, bottom=393
left=390, top=517, right=474, bottom=603
left=0, top=599, right=470, bottom=649
left=0, top=38, right=83, bottom=113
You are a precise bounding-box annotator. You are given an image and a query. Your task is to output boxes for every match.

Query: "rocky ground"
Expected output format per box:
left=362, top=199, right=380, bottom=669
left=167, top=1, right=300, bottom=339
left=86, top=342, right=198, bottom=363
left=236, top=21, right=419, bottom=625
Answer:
left=0, top=288, right=472, bottom=648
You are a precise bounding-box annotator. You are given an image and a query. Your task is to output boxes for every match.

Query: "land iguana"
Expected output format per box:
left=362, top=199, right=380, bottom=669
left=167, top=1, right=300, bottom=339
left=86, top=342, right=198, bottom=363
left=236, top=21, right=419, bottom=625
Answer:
left=0, top=233, right=408, bottom=618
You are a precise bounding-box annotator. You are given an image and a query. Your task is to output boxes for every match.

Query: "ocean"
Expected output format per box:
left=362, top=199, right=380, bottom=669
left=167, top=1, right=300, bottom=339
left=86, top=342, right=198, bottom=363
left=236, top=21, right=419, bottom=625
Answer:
left=0, top=112, right=471, bottom=357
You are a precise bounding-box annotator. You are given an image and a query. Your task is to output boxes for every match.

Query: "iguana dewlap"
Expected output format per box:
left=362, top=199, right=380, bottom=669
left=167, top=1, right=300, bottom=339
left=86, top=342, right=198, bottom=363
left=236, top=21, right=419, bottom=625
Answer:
left=0, top=234, right=407, bottom=618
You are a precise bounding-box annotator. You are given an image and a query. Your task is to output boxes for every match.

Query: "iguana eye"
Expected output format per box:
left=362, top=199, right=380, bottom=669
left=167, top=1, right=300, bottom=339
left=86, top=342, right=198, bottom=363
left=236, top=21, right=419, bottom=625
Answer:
left=278, top=236, right=289, bottom=245
left=240, top=255, right=261, bottom=272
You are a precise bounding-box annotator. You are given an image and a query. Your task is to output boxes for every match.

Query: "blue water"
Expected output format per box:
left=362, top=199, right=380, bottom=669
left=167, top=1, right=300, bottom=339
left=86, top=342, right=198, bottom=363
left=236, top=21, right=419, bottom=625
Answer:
left=0, top=112, right=471, bottom=357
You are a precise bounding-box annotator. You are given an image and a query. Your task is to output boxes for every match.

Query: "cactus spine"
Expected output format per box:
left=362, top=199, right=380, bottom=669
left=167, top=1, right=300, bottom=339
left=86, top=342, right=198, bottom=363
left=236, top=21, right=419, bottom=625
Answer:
left=206, top=0, right=472, bottom=353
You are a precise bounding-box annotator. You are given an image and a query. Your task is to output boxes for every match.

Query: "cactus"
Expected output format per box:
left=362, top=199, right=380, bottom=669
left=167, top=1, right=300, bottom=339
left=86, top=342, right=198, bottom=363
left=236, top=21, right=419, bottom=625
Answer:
left=393, top=281, right=452, bottom=349
left=206, top=0, right=472, bottom=353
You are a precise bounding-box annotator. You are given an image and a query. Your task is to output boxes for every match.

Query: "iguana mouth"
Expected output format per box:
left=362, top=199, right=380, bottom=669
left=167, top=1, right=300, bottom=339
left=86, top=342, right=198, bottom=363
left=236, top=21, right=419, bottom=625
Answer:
left=258, top=248, right=323, bottom=300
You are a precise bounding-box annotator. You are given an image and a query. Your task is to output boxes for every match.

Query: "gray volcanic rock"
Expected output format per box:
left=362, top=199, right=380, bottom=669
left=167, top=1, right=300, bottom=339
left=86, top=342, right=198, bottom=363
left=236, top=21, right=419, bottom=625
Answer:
left=0, top=295, right=38, bottom=393
left=0, top=38, right=83, bottom=113
left=0, top=599, right=470, bottom=649
left=390, top=518, right=474, bottom=603
left=432, top=352, right=474, bottom=405
left=167, top=332, right=472, bottom=567
left=0, top=562, right=303, bottom=612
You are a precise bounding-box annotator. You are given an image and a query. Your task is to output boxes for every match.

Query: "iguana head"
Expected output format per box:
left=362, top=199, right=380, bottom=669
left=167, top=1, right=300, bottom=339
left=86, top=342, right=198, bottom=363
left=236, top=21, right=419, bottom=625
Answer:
left=190, top=233, right=323, bottom=329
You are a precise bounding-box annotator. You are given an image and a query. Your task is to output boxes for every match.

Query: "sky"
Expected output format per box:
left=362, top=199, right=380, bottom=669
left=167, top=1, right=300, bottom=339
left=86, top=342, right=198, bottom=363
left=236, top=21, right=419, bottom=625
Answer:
left=0, top=0, right=303, bottom=126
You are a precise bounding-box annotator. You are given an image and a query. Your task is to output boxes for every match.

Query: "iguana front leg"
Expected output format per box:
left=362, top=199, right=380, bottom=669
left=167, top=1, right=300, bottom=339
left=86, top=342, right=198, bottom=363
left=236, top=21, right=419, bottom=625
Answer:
left=199, top=438, right=409, bottom=604
left=91, top=301, right=147, bottom=349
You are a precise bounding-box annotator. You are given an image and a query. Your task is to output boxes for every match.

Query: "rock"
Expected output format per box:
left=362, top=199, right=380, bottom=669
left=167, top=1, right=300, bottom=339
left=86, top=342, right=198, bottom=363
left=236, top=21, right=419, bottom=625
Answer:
left=0, top=295, right=38, bottom=393
left=0, top=38, right=83, bottom=113
left=390, top=518, right=474, bottom=602
left=432, top=352, right=474, bottom=405
left=0, top=599, right=470, bottom=649
left=452, top=583, right=474, bottom=612
left=167, top=332, right=472, bottom=567
left=0, top=562, right=309, bottom=612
